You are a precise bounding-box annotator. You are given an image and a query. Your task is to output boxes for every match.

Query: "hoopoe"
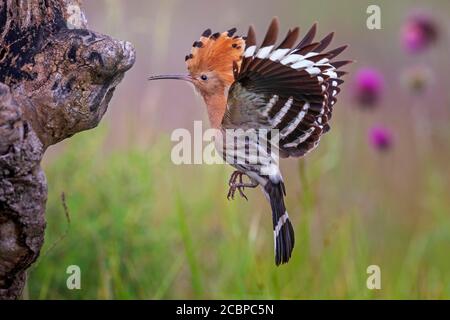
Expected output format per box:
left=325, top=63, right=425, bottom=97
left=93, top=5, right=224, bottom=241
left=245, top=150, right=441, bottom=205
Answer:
left=149, top=17, right=349, bottom=265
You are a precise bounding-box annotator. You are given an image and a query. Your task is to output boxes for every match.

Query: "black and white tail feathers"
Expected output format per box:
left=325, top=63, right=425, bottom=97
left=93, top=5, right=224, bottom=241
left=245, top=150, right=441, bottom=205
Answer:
left=264, top=180, right=295, bottom=266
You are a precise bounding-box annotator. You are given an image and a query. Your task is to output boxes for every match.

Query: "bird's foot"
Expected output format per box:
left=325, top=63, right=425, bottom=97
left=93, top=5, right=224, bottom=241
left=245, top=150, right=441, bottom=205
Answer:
left=227, top=171, right=258, bottom=201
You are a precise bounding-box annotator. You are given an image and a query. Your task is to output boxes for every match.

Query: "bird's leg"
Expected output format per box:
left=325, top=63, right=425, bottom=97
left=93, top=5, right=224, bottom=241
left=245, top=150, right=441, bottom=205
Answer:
left=227, top=171, right=240, bottom=200
left=227, top=171, right=258, bottom=201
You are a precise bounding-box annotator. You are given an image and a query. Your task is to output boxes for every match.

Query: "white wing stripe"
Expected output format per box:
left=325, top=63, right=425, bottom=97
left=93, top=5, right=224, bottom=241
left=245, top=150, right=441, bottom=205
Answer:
left=280, top=103, right=310, bottom=138
left=280, top=54, right=303, bottom=65
left=271, top=97, right=294, bottom=127
left=283, top=127, right=315, bottom=148
left=324, top=69, right=337, bottom=79
left=317, top=58, right=329, bottom=65
left=244, top=45, right=256, bottom=57
left=269, top=48, right=290, bottom=61
left=305, top=67, right=321, bottom=75
left=262, top=95, right=279, bottom=117
left=304, top=52, right=318, bottom=58
left=291, top=59, right=314, bottom=69
left=256, top=45, right=274, bottom=59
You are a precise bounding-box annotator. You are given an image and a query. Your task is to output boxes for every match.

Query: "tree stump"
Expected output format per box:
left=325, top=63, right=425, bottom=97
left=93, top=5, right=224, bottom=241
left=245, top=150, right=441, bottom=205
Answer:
left=0, top=0, right=135, bottom=299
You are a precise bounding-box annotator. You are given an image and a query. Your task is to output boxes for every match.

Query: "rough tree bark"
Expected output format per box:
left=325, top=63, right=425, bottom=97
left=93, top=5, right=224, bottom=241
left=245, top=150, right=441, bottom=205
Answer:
left=0, top=0, right=135, bottom=299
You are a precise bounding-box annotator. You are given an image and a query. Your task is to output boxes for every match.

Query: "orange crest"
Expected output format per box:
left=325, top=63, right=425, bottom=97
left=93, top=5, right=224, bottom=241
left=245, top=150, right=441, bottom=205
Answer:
left=185, top=28, right=245, bottom=85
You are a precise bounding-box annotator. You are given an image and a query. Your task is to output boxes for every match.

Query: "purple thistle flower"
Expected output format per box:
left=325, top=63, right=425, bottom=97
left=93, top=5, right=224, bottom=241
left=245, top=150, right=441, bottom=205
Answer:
left=369, top=126, right=393, bottom=151
left=353, top=68, right=384, bottom=108
left=402, top=11, right=438, bottom=54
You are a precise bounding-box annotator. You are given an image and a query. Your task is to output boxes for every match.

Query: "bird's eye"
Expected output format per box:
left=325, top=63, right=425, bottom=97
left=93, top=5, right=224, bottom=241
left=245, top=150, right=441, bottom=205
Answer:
left=200, top=74, right=208, bottom=81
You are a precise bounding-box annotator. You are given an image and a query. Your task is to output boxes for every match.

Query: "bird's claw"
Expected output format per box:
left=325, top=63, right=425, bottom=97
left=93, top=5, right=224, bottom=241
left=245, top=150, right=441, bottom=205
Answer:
left=227, top=171, right=248, bottom=201
left=227, top=183, right=248, bottom=201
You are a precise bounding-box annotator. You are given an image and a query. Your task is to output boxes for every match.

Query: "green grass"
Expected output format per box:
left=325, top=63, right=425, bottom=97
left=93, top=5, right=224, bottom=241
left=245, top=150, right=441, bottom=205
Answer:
left=27, top=126, right=450, bottom=299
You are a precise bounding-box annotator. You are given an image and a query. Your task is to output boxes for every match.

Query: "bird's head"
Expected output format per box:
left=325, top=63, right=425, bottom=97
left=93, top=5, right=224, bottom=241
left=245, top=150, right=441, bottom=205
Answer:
left=149, top=28, right=245, bottom=99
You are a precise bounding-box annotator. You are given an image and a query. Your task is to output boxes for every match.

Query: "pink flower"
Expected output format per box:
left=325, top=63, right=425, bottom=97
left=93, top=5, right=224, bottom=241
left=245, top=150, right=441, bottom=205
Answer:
left=353, top=68, right=384, bottom=108
left=402, top=11, right=438, bottom=54
left=369, top=126, right=393, bottom=151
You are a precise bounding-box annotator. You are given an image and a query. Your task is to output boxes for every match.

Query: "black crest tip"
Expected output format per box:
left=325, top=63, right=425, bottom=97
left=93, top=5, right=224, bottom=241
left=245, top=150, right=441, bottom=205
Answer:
left=202, top=29, right=212, bottom=37
left=193, top=41, right=203, bottom=48
left=227, top=27, right=237, bottom=37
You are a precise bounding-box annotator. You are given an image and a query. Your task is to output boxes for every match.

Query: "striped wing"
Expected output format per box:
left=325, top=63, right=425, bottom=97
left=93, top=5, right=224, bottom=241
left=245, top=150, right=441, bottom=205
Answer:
left=222, top=17, right=350, bottom=157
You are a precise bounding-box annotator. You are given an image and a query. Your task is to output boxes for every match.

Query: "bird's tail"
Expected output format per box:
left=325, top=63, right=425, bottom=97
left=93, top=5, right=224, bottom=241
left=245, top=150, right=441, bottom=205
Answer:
left=264, top=180, right=295, bottom=266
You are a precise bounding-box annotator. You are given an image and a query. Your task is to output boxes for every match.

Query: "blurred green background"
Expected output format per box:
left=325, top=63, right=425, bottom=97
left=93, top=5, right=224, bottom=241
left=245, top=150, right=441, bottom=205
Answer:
left=27, top=0, right=450, bottom=299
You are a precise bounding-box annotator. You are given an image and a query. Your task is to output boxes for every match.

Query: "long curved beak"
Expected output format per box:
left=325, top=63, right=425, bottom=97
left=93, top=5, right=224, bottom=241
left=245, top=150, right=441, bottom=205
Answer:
left=148, top=74, right=193, bottom=82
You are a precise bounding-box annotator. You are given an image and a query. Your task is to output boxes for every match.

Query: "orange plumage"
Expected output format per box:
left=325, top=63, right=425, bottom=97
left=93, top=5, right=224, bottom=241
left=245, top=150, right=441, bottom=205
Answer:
left=186, top=29, right=245, bottom=86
